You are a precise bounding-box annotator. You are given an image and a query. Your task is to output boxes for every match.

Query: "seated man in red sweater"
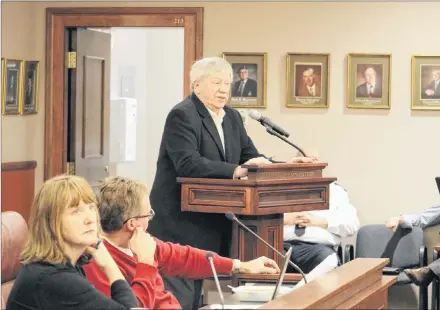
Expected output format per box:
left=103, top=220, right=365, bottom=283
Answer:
left=84, top=176, right=280, bottom=309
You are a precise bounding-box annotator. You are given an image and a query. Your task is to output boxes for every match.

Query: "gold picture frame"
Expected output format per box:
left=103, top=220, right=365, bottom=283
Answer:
left=347, top=53, right=392, bottom=109
left=1, top=58, right=24, bottom=115
left=223, top=52, right=267, bottom=109
left=21, top=60, right=40, bottom=115
left=411, top=55, right=440, bottom=111
left=286, top=53, right=330, bottom=108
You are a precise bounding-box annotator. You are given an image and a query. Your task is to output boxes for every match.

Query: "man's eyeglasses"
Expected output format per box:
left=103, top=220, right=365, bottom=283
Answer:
left=123, top=209, right=155, bottom=224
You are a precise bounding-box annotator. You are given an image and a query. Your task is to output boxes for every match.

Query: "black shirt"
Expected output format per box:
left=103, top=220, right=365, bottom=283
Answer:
left=6, top=261, right=138, bottom=310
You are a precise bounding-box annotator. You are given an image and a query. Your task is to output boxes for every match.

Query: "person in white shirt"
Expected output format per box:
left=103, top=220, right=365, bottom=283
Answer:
left=283, top=181, right=360, bottom=279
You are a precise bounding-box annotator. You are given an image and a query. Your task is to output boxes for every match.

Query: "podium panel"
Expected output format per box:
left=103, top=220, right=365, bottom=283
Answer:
left=177, top=163, right=336, bottom=267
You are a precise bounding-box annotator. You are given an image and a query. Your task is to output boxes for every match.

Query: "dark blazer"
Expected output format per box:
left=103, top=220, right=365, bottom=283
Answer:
left=232, top=79, right=258, bottom=97
left=6, top=261, right=137, bottom=310
left=148, top=93, right=262, bottom=256
left=356, top=83, right=382, bottom=98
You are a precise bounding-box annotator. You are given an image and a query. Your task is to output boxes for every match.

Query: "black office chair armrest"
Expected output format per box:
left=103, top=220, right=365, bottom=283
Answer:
left=344, top=244, right=354, bottom=263
left=337, top=245, right=343, bottom=264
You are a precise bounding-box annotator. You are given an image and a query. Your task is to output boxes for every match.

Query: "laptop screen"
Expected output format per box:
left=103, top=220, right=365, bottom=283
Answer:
left=436, top=177, right=440, bottom=195
left=271, top=246, right=293, bottom=301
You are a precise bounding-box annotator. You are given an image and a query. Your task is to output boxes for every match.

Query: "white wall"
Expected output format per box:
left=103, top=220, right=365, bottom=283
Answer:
left=2, top=1, right=440, bottom=227
left=108, top=27, right=184, bottom=188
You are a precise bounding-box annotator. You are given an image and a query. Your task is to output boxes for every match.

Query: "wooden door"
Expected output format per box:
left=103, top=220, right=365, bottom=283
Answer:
left=69, top=28, right=111, bottom=189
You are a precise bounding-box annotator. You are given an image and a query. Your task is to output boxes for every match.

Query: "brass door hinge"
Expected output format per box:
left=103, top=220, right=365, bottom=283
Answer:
left=66, top=161, right=76, bottom=175
left=66, top=51, right=77, bottom=69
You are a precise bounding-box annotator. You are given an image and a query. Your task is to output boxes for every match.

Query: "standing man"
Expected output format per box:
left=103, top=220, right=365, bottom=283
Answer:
left=148, top=57, right=270, bottom=309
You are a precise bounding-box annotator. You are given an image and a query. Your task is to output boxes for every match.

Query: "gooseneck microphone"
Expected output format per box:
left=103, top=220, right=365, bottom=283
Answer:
left=225, top=212, right=307, bottom=284
left=248, top=110, right=307, bottom=157
left=248, top=110, right=290, bottom=138
left=205, top=252, right=225, bottom=310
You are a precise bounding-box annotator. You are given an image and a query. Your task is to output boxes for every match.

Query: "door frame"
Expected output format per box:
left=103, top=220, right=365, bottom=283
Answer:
left=45, top=7, right=204, bottom=180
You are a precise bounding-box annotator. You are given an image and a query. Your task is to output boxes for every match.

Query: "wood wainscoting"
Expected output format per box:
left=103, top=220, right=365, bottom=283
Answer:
left=1, top=161, right=37, bottom=222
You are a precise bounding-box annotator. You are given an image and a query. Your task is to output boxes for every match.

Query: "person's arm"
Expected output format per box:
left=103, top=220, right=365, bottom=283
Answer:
left=38, top=270, right=138, bottom=310
left=155, top=238, right=233, bottom=278
left=84, top=260, right=157, bottom=309
left=164, top=109, right=237, bottom=178
left=399, top=204, right=440, bottom=229
left=155, top=239, right=279, bottom=278
left=324, top=184, right=360, bottom=237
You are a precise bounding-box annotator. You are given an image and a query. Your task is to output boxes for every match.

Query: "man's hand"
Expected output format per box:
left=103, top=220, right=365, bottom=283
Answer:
left=284, top=212, right=300, bottom=225
left=239, top=256, right=280, bottom=274
left=425, top=89, right=435, bottom=96
left=233, top=166, right=248, bottom=179
left=244, top=157, right=272, bottom=165
left=386, top=216, right=402, bottom=232
left=290, top=156, right=318, bottom=163
left=129, top=227, right=156, bottom=265
left=293, top=212, right=328, bottom=228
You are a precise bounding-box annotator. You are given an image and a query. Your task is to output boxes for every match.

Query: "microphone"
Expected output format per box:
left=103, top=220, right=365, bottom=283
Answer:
left=206, top=252, right=225, bottom=310
left=249, top=110, right=290, bottom=138
left=248, top=110, right=307, bottom=157
left=225, top=212, right=307, bottom=284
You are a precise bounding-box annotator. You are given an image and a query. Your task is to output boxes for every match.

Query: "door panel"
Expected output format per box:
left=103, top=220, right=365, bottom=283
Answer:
left=73, top=28, right=111, bottom=189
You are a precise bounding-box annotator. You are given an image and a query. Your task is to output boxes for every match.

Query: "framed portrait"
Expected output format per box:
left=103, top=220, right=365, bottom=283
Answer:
left=1, top=58, right=23, bottom=115
left=21, top=61, right=40, bottom=115
left=411, top=55, right=440, bottom=111
left=286, top=53, right=329, bottom=108
left=223, top=52, right=267, bottom=109
left=347, top=53, right=391, bottom=109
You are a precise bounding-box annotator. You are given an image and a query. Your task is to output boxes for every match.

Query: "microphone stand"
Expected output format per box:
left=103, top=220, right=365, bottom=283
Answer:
left=265, top=125, right=307, bottom=157
left=226, top=213, right=308, bottom=284
left=206, top=254, right=225, bottom=310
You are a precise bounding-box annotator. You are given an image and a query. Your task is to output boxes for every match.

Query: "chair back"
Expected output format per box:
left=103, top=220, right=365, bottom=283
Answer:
left=1, top=211, right=29, bottom=308
left=355, top=224, right=423, bottom=268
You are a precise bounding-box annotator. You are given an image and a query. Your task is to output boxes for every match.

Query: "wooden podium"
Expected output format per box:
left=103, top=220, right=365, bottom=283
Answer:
left=177, top=163, right=336, bottom=268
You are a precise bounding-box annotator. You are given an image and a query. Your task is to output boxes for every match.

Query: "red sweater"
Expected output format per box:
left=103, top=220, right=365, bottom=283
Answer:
left=83, top=238, right=233, bottom=309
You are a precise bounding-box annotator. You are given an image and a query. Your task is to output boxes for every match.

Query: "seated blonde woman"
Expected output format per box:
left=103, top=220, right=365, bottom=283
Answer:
left=6, top=175, right=138, bottom=310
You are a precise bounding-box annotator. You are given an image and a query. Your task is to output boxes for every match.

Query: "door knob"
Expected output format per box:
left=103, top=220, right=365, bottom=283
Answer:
left=105, top=165, right=109, bottom=172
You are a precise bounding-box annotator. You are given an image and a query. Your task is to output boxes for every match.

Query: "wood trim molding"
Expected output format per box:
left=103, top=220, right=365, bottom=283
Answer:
left=1, top=160, right=37, bottom=222
left=45, top=7, right=204, bottom=180
left=1, top=161, right=38, bottom=171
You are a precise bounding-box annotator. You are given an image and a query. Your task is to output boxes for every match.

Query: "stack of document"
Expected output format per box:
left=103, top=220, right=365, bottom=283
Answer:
left=229, top=284, right=295, bottom=302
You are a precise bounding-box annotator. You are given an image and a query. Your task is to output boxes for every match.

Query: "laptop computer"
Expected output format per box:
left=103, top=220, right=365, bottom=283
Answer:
left=271, top=246, right=293, bottom=301
left=436, top=177, right=440, bottom=195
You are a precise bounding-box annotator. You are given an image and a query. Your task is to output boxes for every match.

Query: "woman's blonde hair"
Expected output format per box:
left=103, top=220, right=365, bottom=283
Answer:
left=20, top=174, right=100, bottom=265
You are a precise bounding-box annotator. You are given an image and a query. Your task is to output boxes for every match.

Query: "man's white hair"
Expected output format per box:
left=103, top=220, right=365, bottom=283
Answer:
left=189, top=57, right=233, bottom=91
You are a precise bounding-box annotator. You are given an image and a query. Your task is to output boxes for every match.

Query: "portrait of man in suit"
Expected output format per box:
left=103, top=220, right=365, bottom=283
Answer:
left=356, top=65, right=383, bottom=98
left=231, top=64, right=258, bottom=97
left=421, top=67, right=440, bottom=99
left=295, top=65, right=322, bottom=97
left=24, top=70, right=35, bottom=107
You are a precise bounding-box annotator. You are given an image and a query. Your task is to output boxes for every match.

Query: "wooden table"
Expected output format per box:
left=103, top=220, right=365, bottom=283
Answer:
left=201, top=258, right=396, bottom=310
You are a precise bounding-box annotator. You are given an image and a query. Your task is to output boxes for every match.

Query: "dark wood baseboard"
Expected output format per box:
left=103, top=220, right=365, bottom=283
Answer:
left=1, top=160, right=37, bottom=222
